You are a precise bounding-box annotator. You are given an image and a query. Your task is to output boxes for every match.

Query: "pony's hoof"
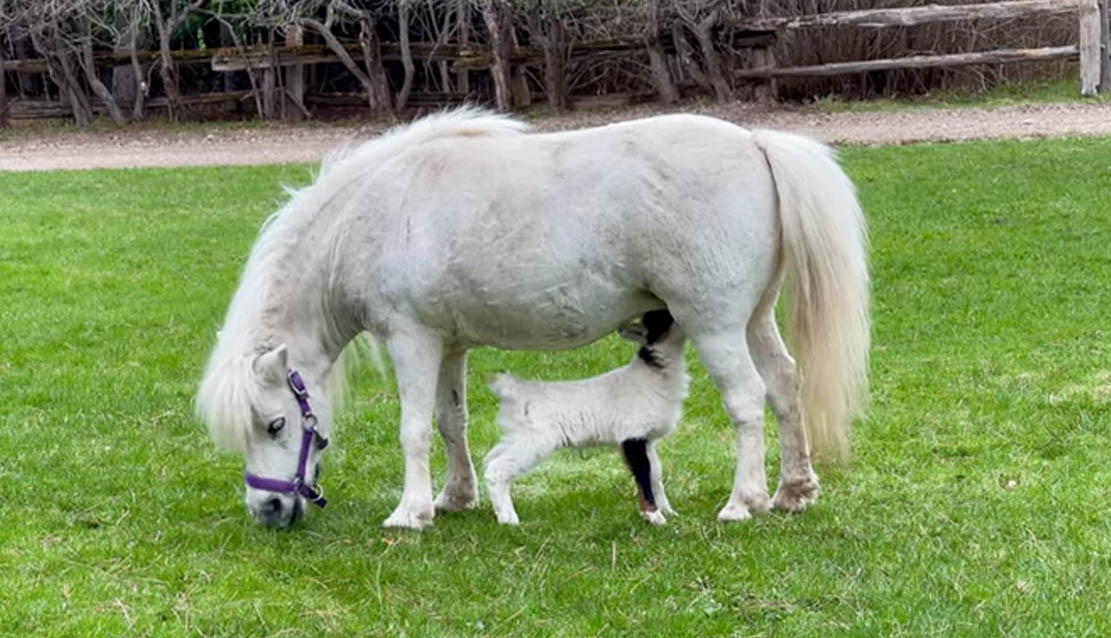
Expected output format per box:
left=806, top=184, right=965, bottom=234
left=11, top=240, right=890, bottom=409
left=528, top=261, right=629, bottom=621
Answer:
left=717, top=502, right=753, bottom=523
left=641, top=510, right=667, bottom=526
left=772, top=476, right=820, bottom=513
left=434, top=486, right=478, bottom=512
left=382, top=504, right=435, bottom=530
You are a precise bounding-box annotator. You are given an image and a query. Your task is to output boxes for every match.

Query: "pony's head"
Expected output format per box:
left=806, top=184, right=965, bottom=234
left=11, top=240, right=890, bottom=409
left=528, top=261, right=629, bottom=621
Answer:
left=198, top=340, right=335, bottom=528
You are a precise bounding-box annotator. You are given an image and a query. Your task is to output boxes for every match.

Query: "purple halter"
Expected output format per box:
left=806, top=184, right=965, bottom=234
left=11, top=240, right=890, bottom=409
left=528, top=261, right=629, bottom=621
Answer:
left=243, top=369, right=329, bottom=508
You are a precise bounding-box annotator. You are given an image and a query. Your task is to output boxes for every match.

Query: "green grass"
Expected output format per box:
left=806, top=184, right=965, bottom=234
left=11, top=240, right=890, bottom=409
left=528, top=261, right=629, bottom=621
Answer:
left=2, top=137, right=1111, bottom=637
left=814, top=77, right=1111, bottom=113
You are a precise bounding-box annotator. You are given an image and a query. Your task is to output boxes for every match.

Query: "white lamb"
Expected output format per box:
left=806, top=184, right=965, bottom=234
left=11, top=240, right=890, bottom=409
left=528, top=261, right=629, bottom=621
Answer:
left=484, top=310, right=689, bottom=525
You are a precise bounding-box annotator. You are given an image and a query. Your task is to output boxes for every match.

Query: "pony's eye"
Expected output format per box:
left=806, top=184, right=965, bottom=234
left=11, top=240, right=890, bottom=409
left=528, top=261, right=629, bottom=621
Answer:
left=266, top=417, right=286, bottom=436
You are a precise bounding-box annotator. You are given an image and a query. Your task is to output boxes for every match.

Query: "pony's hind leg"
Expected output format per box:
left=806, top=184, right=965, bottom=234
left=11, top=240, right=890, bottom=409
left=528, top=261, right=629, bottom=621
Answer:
left=382, top=327, right=443, bottom=530
left=433, top=350, right=479, bottom=512
left=690, top=330, right=770, bottom=522
left=748, top=312, right=820, bottom=513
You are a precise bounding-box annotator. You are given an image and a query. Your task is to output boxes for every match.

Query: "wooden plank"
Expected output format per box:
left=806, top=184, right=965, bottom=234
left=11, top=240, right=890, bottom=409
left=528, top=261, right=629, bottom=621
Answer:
left=1081, top=0, right=1103, bottom=95
left=735, top=46, right=1079, bottom=79
left=739, top=0, right=1083, bottom=30
left=9, top=91, right=251, bottom=120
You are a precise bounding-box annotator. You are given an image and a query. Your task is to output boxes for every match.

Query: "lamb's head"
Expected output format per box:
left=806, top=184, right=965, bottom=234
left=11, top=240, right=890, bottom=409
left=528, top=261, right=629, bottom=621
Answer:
left=619, top=310, right=686, bottom=369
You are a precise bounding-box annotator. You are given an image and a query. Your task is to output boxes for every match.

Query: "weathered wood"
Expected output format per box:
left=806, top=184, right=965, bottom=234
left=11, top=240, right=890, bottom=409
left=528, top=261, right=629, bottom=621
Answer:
left=736, top=45, right=1079, bottom=79
left=1097, top=0, right=1111, bottom=93
left=483, top=0, right=514, bottom=111
left=740, top=0, right=1083, bottom=30
left=284, top=27, right=306, bottom=122
left=306, top=91, right=467, bottom=108
left=751, top=47, right=777, bottom=103
left=1081, top=0, right=1102, bottom=95
left=9, top=91, right=251, bottom=120
left=0, top=43, right=7, bottom=128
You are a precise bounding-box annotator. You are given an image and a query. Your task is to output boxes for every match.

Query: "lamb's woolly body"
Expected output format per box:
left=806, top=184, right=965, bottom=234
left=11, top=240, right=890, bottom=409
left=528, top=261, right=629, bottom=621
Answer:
left=484, top=327, right=689, bottom=525
left=489, top=358, right=688, bottom=447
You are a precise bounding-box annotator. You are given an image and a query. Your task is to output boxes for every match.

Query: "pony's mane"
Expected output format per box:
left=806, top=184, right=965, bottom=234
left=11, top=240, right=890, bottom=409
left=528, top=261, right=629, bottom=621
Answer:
left=197, top=107, right=523, bottom=451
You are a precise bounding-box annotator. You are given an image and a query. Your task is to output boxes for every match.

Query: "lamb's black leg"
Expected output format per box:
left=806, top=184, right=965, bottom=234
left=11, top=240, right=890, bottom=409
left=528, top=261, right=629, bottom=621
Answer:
left=621, top=438, right=657, bottom=513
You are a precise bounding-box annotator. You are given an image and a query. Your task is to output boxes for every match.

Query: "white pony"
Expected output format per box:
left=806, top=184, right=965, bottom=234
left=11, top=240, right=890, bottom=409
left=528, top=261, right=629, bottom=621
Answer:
left=196, top=107, right=869, bottom=529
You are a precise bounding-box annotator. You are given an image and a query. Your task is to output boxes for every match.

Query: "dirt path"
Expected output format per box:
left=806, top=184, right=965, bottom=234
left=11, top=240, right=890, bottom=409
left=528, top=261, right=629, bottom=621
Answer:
left=2, top=101, right=1110, bottom=172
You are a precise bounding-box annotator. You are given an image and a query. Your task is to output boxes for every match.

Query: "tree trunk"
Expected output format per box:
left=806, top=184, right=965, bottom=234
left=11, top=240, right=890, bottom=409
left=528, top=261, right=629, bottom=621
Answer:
left=299, top=14, right=391, bottom=119
left=129, top=41, right=146, bottom=121
left=691, top=10, right=733, bottom=102
left=152, top=0, right=207, bottom=122
left=456, top=0, right=471, bottom=96
left=151, top=4, right=184, bottom=123
left=395, top=0, right=415, bottom=112
left=483, top=0, right=514, bottom=111
left=358, top=17, right=394, bottom=119
left=536, top=13, right=569, bottom=111
left=30, top=29, right=93, bottom=126
left=80, top=24, right=127, bottom=125
left=672, top=24, right=711, bottom=94
left=645, top=0, right=678, bottom=104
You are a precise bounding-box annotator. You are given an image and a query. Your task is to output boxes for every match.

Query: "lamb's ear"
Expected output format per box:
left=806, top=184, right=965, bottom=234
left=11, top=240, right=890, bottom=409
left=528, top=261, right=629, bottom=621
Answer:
left=252, top=344, right=289, bottom=386
left=618, top=324, right=648, bottom=344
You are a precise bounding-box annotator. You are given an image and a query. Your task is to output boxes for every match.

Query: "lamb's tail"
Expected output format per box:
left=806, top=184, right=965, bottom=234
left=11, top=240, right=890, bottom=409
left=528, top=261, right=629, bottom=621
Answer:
left=751, top=129, right=870, bottom=462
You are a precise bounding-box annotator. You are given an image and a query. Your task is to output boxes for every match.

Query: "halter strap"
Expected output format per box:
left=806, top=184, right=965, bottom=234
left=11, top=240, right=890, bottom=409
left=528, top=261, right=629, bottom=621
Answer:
left=243, top=368, right=328, bottom=508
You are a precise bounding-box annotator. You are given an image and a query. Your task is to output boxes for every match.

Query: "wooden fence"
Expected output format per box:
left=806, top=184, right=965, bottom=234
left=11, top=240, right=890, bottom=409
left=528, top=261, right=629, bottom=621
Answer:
left=2, top=0, right=1108, bottom=122
left=734, top=0, right=1108, bottom=97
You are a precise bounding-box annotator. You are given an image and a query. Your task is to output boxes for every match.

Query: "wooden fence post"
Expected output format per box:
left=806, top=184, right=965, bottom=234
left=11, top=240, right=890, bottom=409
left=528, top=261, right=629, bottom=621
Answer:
left=1099, top=0, right=1111, bottom=92
left=285, top=26, right=306, bottom=121
left=0, top=44, right=7, bottom=129
left=1080, top=0, right=1101, bottom=95
left=752, top=46, right=778, bottom=103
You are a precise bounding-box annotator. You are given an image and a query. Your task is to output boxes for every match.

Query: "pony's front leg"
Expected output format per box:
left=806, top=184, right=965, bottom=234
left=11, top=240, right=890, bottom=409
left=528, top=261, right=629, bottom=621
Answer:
left=433, top=350, right=478, bottom=512
left=383, top=328, right=443, bottom=530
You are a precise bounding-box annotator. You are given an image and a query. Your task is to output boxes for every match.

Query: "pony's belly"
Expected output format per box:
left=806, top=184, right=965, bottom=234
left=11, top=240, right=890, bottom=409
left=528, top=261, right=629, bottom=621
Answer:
left=451, top=293, right=660, bottom=351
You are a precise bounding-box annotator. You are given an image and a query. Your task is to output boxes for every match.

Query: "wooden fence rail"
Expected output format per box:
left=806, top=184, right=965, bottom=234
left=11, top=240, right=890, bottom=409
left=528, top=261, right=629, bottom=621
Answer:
left=735, top=0, right=1107, bottom=97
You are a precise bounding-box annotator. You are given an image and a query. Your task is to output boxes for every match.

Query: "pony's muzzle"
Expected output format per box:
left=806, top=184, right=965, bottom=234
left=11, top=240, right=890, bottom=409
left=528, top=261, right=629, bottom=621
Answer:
left=246, top=490, right=303, bottom=528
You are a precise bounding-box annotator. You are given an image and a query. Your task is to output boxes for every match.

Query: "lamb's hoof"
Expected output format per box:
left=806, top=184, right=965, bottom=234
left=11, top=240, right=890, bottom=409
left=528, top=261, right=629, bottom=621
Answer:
left=717, top=502, right=753, bottom=522
left=641, top=510, right=667, bottom=526
left=434, top=484, right=478, bottom=512
left=494, top=510, right=520, bottom=526
left=382, top=503, right=435, bottom=530
left=772, top=476, right=820, bottom=513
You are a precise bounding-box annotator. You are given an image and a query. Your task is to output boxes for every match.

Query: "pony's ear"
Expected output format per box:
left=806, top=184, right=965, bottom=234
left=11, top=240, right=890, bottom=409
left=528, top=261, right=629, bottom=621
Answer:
left=252, top=344, right=288, bottom=385
left=618, top=324, right=648, bottom=344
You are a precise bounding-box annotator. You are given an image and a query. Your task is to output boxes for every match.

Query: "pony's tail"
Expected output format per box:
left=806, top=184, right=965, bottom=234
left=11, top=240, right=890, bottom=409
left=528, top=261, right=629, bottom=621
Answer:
left=751, top=129, right=870, bottom=463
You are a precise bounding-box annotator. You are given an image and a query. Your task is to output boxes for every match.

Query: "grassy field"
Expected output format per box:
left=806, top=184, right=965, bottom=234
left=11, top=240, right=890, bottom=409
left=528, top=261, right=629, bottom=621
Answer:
left=2, top=137, right=1110, bottom=637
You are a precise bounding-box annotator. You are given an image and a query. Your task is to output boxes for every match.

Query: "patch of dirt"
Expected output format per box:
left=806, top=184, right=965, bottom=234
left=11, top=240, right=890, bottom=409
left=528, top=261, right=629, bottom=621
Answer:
left=3, top=101, right=1111, bottom=172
